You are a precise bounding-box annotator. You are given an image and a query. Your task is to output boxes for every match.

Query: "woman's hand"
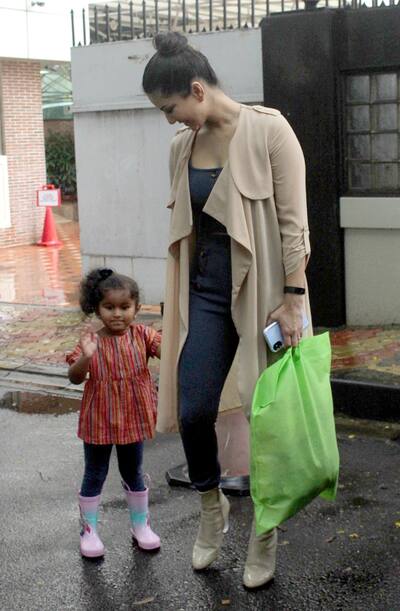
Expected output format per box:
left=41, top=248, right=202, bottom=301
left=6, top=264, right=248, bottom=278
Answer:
left=80, top=328, right=98, bottom=359
left=267, top=294, right=304, bottom=348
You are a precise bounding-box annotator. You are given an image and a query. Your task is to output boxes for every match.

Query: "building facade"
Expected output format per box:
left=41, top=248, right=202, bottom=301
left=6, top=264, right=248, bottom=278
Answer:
left=0, top=0, right=87, bottom=246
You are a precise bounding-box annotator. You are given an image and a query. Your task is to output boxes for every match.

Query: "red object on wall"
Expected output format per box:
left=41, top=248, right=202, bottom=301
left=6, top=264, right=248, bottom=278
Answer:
left=37, top=185, right=62, bottom=247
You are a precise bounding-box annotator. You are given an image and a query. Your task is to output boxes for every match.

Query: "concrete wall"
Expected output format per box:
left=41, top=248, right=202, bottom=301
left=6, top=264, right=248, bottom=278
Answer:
left=71, top=29, right=263, bottom=303
left=340, top=197, right=400, bottom=325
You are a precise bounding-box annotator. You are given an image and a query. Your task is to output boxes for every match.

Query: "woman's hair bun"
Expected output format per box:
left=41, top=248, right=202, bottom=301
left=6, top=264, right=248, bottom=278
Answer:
left=154, top=31, right=188, bottom=57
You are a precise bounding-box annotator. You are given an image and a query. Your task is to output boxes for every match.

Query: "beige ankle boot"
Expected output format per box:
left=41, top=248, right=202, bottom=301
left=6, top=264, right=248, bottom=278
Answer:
left=243, top=516, right=278, bottom=588
left=192, top=488, right=230, bottom=570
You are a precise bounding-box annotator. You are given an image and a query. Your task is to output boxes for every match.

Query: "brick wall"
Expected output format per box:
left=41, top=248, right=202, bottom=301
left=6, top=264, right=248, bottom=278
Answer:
left=0, top=59, right=47, bottom=247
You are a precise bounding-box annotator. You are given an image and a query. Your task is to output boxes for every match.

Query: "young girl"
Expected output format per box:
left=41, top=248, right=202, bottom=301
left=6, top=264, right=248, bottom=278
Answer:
left=67, top=268, right=161, bottom=558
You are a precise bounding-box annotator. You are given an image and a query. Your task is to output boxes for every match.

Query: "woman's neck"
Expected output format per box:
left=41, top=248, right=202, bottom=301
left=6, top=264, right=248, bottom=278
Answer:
left=204, top=89, right=241, bottom=132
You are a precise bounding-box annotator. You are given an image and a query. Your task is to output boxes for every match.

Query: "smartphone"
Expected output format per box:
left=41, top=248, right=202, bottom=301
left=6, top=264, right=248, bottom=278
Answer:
left=263, top=314, right=309, bottom=353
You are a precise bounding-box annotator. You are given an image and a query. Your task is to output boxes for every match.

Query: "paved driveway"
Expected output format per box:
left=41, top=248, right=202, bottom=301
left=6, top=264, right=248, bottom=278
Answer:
left=0, top=404, right=399, bottom=611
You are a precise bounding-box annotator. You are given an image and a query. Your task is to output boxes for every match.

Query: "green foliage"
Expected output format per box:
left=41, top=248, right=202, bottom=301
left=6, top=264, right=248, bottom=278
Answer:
left=45, top=131, right=77, bottom=197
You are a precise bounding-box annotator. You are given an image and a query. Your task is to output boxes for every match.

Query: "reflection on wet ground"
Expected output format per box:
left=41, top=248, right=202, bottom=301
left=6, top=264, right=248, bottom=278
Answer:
left=0, top=220, right=81, bottom=307
left=0, top=389, right=80, bottom=414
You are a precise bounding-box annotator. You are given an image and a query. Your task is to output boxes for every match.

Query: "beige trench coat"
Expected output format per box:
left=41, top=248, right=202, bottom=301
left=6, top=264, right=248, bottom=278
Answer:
left=157, top=104, right=312, bottom=433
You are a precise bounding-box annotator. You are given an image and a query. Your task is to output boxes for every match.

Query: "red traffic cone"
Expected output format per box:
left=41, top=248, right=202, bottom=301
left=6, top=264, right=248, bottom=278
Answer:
left=38, top=207, right=62, bottom=247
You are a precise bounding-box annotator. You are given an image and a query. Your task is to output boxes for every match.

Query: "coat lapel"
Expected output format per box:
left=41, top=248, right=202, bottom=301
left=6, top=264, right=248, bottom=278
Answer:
left=203, top=105, right=275, bottom=295
left=167, top=105, right=275, bottom=251
left=167, top=129, right=195, bottom=247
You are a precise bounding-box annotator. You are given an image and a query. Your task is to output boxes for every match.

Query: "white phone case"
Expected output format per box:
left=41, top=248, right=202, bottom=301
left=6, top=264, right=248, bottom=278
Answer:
left=263, top=314, right=309, bottom=352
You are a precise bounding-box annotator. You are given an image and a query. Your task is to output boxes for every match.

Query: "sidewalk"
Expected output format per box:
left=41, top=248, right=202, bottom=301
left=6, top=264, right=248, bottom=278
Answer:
left=1, top=218, right=399, bottom=420
left=0, top=301, right=161, bottom=398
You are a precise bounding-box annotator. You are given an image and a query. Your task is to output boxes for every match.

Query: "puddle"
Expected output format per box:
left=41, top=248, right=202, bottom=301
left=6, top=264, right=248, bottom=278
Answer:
left=350, top=496, right=375, bottom=507
left=0, top=389, right=80, bottom=415
left=325, top=566, right=382, bottom=594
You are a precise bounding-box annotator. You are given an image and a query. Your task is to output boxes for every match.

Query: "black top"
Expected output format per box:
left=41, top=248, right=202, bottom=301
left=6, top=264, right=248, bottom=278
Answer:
left=188, top=162, right=228, bottom=238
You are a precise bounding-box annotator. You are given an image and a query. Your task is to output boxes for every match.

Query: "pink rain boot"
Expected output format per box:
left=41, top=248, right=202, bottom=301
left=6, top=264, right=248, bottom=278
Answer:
left=122, top=481, right=160, bottom=551
left=78, top=493, right=105, bottom=558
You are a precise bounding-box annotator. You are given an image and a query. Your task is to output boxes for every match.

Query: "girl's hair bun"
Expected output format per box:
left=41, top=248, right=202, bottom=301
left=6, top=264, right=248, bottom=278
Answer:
left=154, top=31, right=188, bottom=57
left=99, top=268, right=113, bottom=281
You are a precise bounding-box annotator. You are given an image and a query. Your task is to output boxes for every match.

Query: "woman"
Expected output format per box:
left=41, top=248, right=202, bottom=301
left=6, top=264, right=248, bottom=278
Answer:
left=142, top=31, right=312, bottom=588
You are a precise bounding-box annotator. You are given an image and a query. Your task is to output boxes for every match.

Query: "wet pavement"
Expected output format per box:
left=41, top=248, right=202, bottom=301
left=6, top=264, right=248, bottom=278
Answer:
left=0, top=398, right=399, bottom=611
left=0, top=219, right=81, bottom=307
left=331, top=326, right=400, bottom=388
left=0, top=389, right=80, bottom=415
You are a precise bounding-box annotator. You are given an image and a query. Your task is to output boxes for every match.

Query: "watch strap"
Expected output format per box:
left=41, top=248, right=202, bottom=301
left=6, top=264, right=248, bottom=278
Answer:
left=284, top=285, right=305, bottom=295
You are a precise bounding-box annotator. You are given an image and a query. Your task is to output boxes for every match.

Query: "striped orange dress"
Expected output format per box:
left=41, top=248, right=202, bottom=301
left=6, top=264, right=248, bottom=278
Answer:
left=66, top=324, right=161, bottom=444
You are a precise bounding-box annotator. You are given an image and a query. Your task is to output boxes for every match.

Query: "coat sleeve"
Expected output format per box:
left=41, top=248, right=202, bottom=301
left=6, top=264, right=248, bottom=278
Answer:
left=268, top=114, right=311, bottom=276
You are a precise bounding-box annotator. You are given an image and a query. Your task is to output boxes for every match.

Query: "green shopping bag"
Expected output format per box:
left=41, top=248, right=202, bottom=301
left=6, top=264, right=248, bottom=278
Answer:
left=250, top=332, right=339, bottom=536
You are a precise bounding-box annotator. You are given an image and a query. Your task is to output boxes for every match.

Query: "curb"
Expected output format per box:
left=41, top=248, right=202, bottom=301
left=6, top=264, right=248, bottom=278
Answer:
left=1, top=367, right=400, bottom=429
left=335, top=413, right=400, bottom=440
left=331, top=377, right=400, bottom=423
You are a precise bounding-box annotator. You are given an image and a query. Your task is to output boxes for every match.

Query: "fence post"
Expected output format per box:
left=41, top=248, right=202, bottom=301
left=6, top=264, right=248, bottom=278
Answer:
left=155, top=0, right=159, bottom=33
left=195, top=0, right=200, bottom=31
left=94, top=5, right=99, bottom=42
left=129, top=0, right=134, bottom=38
left=142, top=0, right=147, bottom=37
left=117, top=2, right=121, bottom=40
left=71, top=9, right=75, bottom=46
left=105, top=4, right=110, bottom=41
left=82, top=8, right=87, bottom=45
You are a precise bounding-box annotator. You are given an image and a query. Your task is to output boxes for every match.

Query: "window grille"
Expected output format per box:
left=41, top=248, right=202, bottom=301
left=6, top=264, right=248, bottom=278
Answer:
left=345, top=71, right=400, bottom=193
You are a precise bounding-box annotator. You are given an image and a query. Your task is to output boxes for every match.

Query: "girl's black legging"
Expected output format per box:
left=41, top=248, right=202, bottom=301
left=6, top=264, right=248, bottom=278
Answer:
left=80, top=441, right=144, bottom=497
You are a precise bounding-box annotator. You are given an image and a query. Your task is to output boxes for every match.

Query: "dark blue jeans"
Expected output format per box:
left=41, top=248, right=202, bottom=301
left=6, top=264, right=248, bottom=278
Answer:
left=80, top=442, right=145, bottom=497
left=178, top=236, right=239, bottom=492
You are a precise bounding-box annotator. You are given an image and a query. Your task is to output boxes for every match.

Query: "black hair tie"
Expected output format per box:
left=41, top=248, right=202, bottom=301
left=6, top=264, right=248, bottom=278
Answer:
left=99, top=268, right=113, bottom=281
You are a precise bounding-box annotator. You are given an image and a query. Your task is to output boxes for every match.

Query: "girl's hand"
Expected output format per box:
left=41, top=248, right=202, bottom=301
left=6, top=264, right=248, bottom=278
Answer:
left=267, top=294, right=304, bottom=348
left=80, top=328, right=98, bottom=359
